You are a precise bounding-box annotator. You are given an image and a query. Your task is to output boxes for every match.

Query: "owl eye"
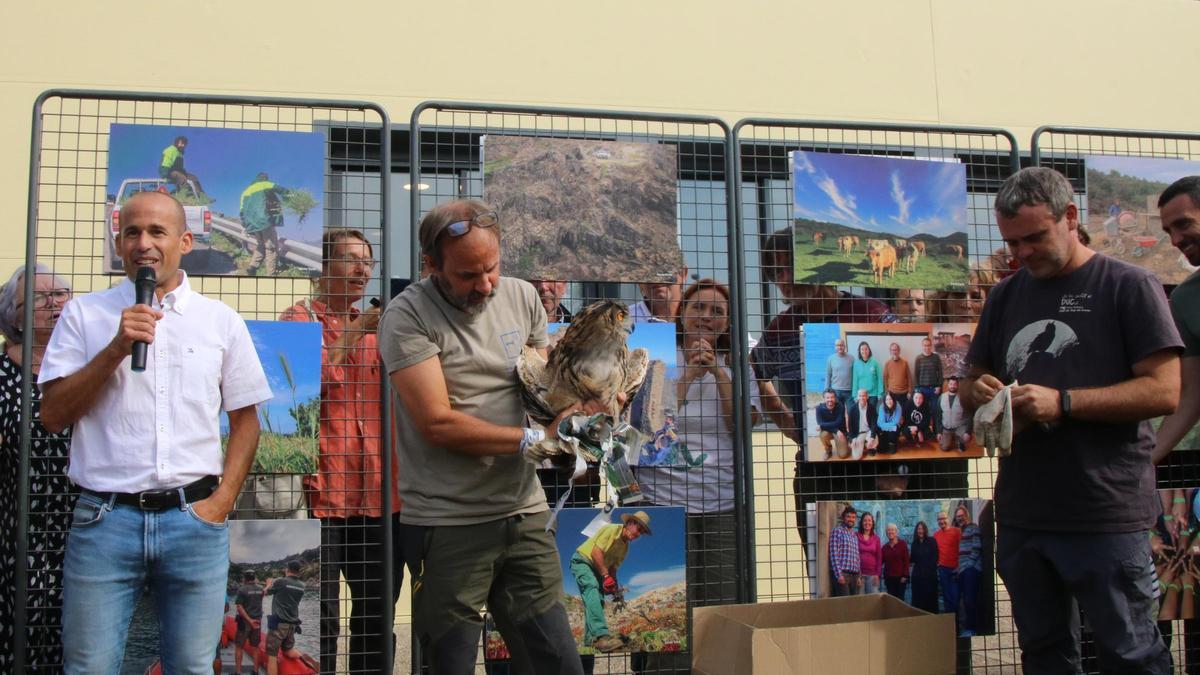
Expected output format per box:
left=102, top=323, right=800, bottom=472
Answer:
left=616, top=311, right=627, bottom=321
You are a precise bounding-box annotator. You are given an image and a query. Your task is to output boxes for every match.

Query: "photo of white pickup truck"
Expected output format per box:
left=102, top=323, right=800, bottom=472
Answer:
left=105, top=177, right=212, bottom=270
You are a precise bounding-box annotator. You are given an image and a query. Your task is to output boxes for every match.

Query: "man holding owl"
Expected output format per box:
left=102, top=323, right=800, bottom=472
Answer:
left=380, top=199, right=596, bottom=674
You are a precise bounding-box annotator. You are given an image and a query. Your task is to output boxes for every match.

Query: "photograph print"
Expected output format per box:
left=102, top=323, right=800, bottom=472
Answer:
left=1152, top=488, right=1200, bottom=621
left=482, top=135, right=683, bottom=283
left=790, top=150, right=969, bottom=290
left=816, top=498, right=996, bottom=637
left=1084, top=155, right=1200, bottom=284
left=119, top=519, right=321, bottom=674
left=485, top=506, right=687, bottom=657
left=801, top=322, right=983, bottom=462
left=222, top=320, right=322, bottom=476
left=105, top=123, right=326, bottom=277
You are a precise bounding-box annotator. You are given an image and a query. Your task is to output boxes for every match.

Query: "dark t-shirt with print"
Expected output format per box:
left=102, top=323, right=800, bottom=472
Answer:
left=236, top=582, right=264, bottom=619
left=967, top=254, right=1183, bottom=532
left=267, top=576, right=306, bottom=624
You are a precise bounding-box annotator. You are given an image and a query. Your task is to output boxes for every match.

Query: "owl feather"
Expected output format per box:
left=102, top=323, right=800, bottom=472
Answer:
left=518, top=300, right=649, bottom=429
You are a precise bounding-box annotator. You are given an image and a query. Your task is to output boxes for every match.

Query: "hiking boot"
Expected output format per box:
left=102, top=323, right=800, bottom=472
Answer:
left=592, top=635, right=624, bottom=653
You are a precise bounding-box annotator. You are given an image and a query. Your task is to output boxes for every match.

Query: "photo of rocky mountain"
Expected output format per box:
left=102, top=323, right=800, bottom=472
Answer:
left=482, top=135, right=683, bottom=283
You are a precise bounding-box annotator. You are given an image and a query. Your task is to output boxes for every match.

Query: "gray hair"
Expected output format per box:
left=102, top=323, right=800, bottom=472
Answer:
left=995, top=167, right=1076, bottom=220
left=0, top=264, right=70, bottom=345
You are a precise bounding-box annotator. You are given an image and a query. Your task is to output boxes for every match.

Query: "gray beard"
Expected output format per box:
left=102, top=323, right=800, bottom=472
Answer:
left=433, top=274, right=493, bottom=316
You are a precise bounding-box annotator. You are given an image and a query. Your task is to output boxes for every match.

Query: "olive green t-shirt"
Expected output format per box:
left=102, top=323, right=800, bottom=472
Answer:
left=1172, top=269, right=1200, bottom=358
left=378, top=276, right=548, bottom=525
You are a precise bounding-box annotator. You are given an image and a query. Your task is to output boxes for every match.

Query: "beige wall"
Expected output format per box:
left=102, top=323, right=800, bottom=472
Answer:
left=2, top=0, right=1198, bottom=275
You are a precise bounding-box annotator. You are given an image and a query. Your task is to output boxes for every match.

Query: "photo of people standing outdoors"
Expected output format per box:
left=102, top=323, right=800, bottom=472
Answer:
left=815, top=499, right=995, bottom=637
left=801, top=323, right=985, bottom=461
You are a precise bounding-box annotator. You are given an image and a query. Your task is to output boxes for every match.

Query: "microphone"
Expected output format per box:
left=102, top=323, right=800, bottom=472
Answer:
left=131, top=266, right=156, bottom=372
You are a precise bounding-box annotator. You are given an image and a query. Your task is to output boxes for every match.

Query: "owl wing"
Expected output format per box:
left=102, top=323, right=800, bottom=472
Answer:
left=516, top=345, right=557, bottom=427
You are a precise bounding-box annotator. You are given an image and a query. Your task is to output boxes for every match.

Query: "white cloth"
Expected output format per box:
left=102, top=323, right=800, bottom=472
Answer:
left=39, top=273, right=271, bottom=492
left=974, top=382, right=1015, bottom=458
left=638, top=351, right=759, bottom=514
left=629, top=300, right=667, bottom=324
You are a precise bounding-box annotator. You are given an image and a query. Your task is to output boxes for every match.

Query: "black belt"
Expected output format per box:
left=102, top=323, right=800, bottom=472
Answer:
left=84, top=475, right=219, bottom=511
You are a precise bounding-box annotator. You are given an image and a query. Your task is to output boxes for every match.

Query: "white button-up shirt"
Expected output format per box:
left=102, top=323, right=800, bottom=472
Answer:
left=39, top=272, right=271, bottom=492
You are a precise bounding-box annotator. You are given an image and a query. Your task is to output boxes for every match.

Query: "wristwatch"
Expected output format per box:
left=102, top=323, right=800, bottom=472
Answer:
left=1059, top=389, right=1071, bottom=420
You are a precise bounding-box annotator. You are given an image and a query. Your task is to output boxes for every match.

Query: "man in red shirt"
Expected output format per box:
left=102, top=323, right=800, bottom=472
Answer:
left=933, top=511, right=961, bottom=616
left=280, top=228, right=401, bottom=673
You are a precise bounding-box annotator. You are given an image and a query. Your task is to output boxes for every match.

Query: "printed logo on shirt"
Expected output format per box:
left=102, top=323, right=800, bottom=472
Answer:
left=1058, top=292, right=1094, bottom=314
left=499, top=329, right=522, bottom=365
left=1004, top=319, right=1080, bottom=380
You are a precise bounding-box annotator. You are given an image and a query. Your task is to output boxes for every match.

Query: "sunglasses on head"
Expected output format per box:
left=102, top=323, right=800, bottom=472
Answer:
left=436, top=210, right=499, bottom=241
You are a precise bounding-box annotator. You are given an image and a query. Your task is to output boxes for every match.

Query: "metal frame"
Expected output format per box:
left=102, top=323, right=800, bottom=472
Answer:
left=731, top=118, right=1020, bottom=674
left=21, top=89, right=392, bottom=673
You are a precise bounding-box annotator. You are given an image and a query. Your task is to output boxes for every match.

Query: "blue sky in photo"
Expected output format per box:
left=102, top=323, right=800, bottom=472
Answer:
left=220, top=320, right=321, bottom=436
left=803, top=323, right=842, bottom=394
left=791, top=151, right=968, bottom=238
left=107, top=123, right=326, bottom=244
left=556, top=506, right=686, bottom=600
left=549, top=322, right=676, bottom=363
left=1085, top=155, right=1200, bottom=185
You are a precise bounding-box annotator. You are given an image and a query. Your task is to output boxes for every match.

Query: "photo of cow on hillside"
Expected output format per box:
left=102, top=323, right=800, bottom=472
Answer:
left=790, top=151, right=969, bottom=291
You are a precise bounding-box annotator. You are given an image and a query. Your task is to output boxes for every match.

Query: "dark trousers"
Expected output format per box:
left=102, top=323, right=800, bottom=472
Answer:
left=884, top=576, right=908, bottom=601
left=877, top=430, right=900, bottom=454
left=996, top=525, right=1171, bottom=674
left=910, top=571, right=939, bottom=613
left=832, top=571, right=861, bottom=596
left=400, top=513, right=583, bottom=675
left=958, top=566, right=980, bottom=634
left=320, top=513, right=404, bottom=674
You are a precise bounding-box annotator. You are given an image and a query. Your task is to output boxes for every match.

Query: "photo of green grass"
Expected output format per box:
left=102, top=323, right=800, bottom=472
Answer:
left=790, top=151, right=970, bottom=290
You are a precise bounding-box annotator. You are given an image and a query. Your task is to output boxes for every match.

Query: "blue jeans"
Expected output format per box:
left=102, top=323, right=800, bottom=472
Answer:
left=996, top=525, right=1170, bottom=674
left=61, top=492, right=229, bottom=674
left=937, top=565, right=958, bottom=614
left=862, top=574, right=880, bottom=594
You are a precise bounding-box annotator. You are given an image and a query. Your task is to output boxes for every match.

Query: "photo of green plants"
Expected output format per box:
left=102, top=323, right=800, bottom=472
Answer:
left=221, top=320, right=322, bottom=474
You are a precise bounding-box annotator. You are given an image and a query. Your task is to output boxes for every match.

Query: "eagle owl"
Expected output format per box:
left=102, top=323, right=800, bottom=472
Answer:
left=517, top=300, right=649, bottom=435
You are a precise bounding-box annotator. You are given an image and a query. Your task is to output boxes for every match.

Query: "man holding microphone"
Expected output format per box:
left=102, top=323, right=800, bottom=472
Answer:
left=39, top=191, right=271, bottom=673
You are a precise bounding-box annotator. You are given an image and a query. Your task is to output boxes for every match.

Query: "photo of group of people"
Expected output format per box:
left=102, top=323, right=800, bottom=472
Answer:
left=815, top=499, right=996, bottom=638
left=1154, top=488, right=1200, bottom=621
left=119, top=520, right=320, bottom=674
left=801, top=322, right=983, bottom=462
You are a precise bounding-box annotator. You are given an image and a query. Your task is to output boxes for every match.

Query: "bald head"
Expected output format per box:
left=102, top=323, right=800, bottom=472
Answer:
left=124, top=191, right=187, bottom=235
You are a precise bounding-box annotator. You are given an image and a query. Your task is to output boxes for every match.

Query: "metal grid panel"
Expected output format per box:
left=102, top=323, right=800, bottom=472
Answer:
left=733, top=119, right=1019, bottom=673
left=409, top=102, right=737, bottom=673
left=17, top=91, right=391, bottom=673
left=1033, top=126, right=1200, bottom=673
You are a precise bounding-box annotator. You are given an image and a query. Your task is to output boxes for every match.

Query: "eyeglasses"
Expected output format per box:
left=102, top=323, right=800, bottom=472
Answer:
left=434, top=210, right=499, bottom=242
left=334, top=255, right=377, bottom=271
left=18, top=289, right=72, bottom=310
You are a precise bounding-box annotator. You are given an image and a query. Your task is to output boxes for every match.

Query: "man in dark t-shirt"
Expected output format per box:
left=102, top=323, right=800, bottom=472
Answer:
left=265, top=561, right=307, bottom=673
left=963, top=167, right=1182, bottom=673
left=234, top=570, right=265, bottom=673
left=752, top=227, right=968, bottom=564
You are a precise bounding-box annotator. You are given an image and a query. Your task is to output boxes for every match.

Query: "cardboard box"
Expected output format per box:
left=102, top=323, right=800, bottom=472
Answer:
left=692, top=594, right=956, bottom=675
